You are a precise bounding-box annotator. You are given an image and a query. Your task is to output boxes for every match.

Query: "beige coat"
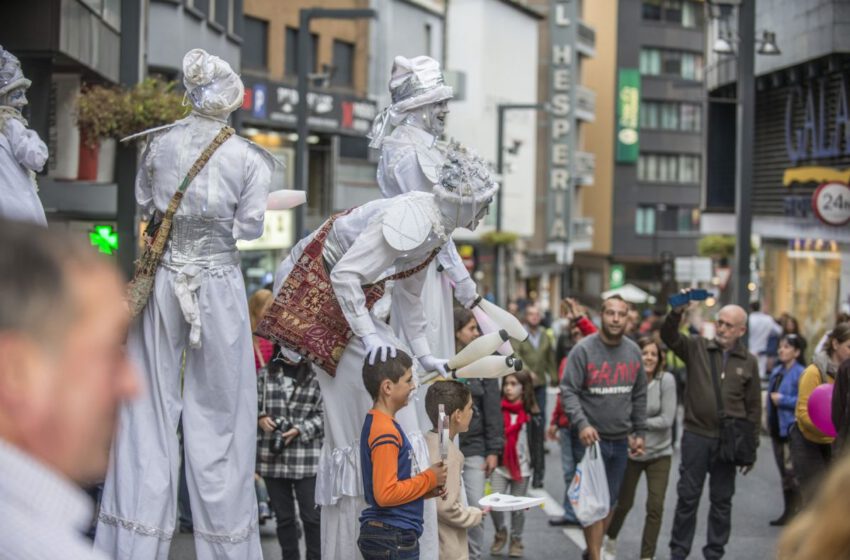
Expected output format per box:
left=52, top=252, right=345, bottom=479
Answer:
left=425, top=431, right=483, bottom=560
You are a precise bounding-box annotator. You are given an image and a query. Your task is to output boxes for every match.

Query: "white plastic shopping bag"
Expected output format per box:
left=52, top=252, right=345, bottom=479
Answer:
left=567, top=441, right=610, bottom=527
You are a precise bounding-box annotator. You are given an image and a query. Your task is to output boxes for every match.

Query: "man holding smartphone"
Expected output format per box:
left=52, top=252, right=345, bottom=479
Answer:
left=662, top=290, right=761, bottom=560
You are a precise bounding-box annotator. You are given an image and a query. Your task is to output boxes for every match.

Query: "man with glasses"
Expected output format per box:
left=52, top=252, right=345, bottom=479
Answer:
left=662, top=292, right=762, bottom=560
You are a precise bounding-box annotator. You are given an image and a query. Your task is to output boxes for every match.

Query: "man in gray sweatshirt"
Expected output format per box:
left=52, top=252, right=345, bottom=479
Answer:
left=561, top=295, right=647, bottom=560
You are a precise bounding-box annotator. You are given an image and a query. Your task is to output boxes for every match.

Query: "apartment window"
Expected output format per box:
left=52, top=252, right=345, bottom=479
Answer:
left=640, top=101, right=659, bottom=129
left=641, top=101, right=701, bottom=132
left=243, top=16, right=268, bottom=70
left=425, top=23, right=433, bottom=58
left=190, top=0, right=210, bottom=18
left=637, top=205, right=699, bottom=234
left=658, top=206, right=699, bottom=232
left=660, top=103, right=679, bottom=130
left=285, top=27, right=319, bottom=77
left=640, top=48, right=702, bottom=80
left=213, top=0, right=229, bottom=29
left=331, top=40, right=354, bottom=87
left=642, top=0, right=662, bottom=21
left=642, top=0, right=703, bottom=27
left=640, top=49, right=661, bottom=76
left=636, top=206, right=656, bottom=234
left=638, top=153, right=700, bottom=183
left=680, top=103, right=701, bottom=131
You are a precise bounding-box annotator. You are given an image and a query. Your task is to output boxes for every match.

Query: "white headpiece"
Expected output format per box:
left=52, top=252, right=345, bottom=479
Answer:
left=0, top=46, right=30, bottom=98
left=368, top=55, right=453, bottom=148
left=182, top=48, right=244, bottom=118
left=433, top=142, right=499, bottom=230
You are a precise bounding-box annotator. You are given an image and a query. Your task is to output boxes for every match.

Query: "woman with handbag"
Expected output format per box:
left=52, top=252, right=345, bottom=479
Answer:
left=790, top=324, right=850, bottom=504
left=604, top=338, right=677, bottom=560
left=766, top=334, right=807, bottom=526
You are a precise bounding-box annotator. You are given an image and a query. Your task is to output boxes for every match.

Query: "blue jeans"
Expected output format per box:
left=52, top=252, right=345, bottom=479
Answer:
left=358, top=521, right=419, bottom=560
left=571, top=431, right=629, bottom=509
left=558, top=427, right=580, bottom=523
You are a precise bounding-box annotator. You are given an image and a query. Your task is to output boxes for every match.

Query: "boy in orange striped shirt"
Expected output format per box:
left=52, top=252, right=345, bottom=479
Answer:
left=358, top=350, right=448, bottom=559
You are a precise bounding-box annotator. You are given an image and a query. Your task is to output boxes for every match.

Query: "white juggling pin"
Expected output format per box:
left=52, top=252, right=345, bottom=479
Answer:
left=475, top=298, right=529, bottom=342
left=453, top=355, right=523, bottom=380
left=471, top=306, right=513, bottom=356
left=447, top=329, right=510, bottom=370
left=266, top=189, right=307, bottom=210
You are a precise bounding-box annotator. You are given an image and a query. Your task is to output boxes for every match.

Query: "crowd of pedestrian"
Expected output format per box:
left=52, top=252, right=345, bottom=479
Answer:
left=6, top=216, right=850, bottom=560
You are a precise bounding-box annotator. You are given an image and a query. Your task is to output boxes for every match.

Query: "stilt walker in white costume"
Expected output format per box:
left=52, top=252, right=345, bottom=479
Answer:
left=0, top=45, right=48, bottom=226
left=258, top=143, right=498, bottom=560
left=96, top=49, right=277, bottom=560
left=368, top=55, right=481, bottom=558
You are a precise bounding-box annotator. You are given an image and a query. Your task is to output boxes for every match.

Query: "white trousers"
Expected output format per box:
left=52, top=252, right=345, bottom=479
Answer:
left=95, top=265, right=262, bottom=560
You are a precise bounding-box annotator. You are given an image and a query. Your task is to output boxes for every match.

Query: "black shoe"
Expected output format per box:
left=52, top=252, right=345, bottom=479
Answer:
left=548, top=517, right=580, bottom=527
left=531, top=475, right=544, bottom=488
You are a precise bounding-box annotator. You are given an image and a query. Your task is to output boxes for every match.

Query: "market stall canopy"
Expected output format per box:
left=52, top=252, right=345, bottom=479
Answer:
left=601, top=283, right=657, bottom=304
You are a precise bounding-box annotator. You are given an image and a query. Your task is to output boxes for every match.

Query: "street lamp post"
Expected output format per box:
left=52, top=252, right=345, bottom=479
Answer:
left=294, top=8, right=376, bottom=241
left=733, top=0, right=755, bottom=309
left=495, top=103, right=544, bottom=306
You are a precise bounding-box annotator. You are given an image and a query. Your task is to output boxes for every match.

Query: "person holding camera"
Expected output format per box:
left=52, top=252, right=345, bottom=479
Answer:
left=662, top=291, right=761, bottom=560
left=257, top=350, right=324, bottom=560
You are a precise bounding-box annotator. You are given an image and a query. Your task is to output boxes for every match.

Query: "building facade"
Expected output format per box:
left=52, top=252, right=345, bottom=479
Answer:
left=704, top=0, right=850, bottom=344
left=576, top=0, right=706, bottom=303
left=444, top=0, right=543, bottom=304
left=237, top=0, right=378, bottom=292
left=523, top=0, right=596, bottom=313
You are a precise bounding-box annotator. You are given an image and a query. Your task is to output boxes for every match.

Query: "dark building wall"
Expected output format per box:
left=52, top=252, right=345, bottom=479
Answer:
left=611, top=0, right=705, bottom=260
left=753, top=55, right=850, bottom=217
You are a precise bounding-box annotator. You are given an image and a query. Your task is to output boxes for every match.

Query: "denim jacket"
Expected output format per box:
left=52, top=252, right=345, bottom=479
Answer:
left=767, top=361, right=805, bottom=438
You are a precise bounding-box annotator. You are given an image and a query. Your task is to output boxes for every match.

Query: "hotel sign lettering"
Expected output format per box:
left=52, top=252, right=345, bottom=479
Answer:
left=547, top=0, right=577, bottom=263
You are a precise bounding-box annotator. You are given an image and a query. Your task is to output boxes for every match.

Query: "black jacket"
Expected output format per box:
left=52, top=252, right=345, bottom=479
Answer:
left=459, top=378, right=504, bottom=458
left=661, top=309, right=762, bottom=440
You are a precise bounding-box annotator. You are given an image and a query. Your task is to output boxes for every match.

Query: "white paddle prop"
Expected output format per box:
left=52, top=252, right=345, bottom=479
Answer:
left=447, top=329, right=510, bottom=370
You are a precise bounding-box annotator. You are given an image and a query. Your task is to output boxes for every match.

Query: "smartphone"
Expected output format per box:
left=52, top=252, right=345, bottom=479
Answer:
left=668, top=289, right=712, bottom=308
left=668, top=292, right=690, bottom=308
left=689, top=289, right=711, bottom=301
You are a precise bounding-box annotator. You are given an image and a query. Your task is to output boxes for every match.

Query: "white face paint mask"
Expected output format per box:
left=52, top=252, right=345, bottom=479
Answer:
left=3, top=87, right=26, bottom=110
left=404, top=100, right=450, bottom=138
left=423, top=100, right=449, bottom=137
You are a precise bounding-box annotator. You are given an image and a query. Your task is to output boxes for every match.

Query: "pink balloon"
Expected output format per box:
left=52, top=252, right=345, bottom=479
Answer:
left=807, top=384, right=837, bottom=438
left=471, top=306, right=513, bottom=356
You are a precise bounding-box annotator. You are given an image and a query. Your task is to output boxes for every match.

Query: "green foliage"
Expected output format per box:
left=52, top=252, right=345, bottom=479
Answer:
left=480, top=230, right=519, bottom=246
left=698, top=235, right=736, bottom=258
left=76, top=78, right=189, bottom=146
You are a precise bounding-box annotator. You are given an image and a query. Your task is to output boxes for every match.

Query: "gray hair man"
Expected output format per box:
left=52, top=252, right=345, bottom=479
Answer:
left=662, top=292, right=761, bottom=560
left=0, top=219, right=139, bottom=559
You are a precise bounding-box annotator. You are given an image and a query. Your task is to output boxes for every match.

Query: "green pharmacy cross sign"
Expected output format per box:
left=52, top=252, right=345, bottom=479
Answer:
left=610, top=264, right=625, bottom=289
left=89, top=224, right=119, bottom=255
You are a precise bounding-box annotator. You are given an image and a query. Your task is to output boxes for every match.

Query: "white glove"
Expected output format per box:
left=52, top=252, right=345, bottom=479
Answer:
left=418, top=355, right=451, bottom=378
left=361, top=333, right=397, bottom=365
left=454, top=277, right=479, bottom=309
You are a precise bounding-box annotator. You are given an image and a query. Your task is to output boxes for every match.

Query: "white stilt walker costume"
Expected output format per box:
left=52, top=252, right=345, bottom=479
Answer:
left=96, top=49, right=275, bottom=560
left=261, top=146, right=498, bottom=560
left=369, top=56, right=483, bottom=558
left=0, top=46, right=47, bottom=226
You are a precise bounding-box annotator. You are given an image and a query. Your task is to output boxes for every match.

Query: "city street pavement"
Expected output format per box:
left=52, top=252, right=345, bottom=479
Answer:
left=169, top=394, right=785, bottom=559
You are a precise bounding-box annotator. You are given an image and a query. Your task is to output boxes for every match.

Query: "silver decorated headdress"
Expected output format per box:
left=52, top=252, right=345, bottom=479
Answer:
left=433, top=141, right=499, bottom=206
left=0, top=46, right=31, bottom=98
left=368, top=55, right=453, bottom=148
